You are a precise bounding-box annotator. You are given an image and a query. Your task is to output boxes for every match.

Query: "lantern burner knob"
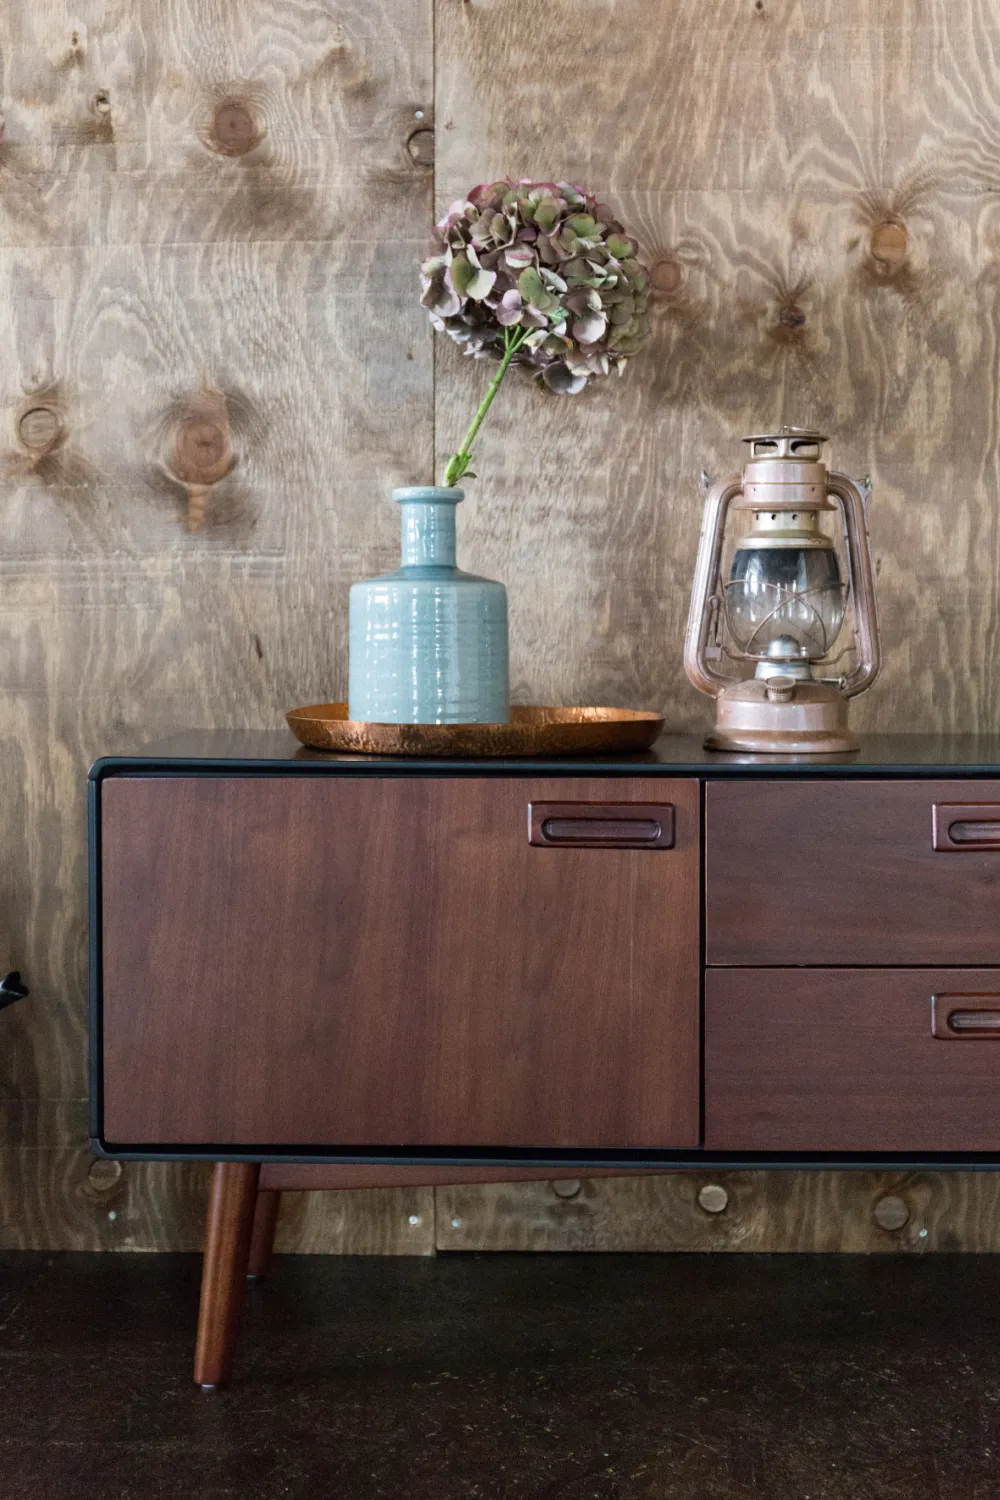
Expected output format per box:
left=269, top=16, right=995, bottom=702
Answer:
left=765, top=676, right=797, bottom=704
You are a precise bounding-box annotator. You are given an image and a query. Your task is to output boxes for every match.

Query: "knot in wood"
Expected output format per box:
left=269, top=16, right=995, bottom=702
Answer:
left=697, top=1183, right=729, bottom=1214
left=86, top=1158, right=124, bottom=1195
left=18, top=405, right=61, bottom=452
left=870, top=220, right=908, bottom=269
left=650, top=258, right=683, bottom=296
left=406, top=127, right=435, bottom=168
left=172, top=418, right=231, bottom=486
left=91, top=89, right=111, bottom=117
left=873, top=1193, right=909, bottom=1232
left=209, top=100, right=259, bottom=157
left=777, top=303, right=806, bottom=330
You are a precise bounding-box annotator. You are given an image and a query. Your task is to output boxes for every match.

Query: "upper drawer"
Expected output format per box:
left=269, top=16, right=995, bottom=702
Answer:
left=706, top=780, right=1000, bottom=966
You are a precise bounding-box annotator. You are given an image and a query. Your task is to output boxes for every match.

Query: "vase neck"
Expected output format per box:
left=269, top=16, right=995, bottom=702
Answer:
left=399, top=499, right=458, bottom=568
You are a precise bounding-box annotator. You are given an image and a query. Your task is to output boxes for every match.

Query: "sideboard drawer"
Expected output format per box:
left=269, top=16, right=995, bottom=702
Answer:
left=706, top=780, right=1000, bottom=965
left=706, top=968, right=1000, bottom=1152
left=98, top=775, right=700, bottom=1150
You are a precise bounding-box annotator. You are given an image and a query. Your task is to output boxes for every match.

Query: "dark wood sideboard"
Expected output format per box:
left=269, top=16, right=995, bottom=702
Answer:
left=89, top=732, right=1000, bottom=1385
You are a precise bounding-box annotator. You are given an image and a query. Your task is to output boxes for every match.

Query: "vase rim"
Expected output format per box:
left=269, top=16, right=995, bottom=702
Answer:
left=393, top=485, right=464, bottom=504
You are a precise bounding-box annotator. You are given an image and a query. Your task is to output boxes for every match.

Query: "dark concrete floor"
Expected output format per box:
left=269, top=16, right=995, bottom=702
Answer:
left=0, top=1252, right=997, bottom=1499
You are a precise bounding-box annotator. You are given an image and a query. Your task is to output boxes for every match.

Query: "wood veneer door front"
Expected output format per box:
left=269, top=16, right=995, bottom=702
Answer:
left=99, top=775, right=700, bottom=1150
left=706, top=968, right=1000, bottom=1153
left=706, top=779, right=1000, bottom=966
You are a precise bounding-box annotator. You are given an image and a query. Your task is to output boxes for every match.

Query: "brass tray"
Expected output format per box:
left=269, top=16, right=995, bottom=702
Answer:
left=286, top=703, right=665, bottom=757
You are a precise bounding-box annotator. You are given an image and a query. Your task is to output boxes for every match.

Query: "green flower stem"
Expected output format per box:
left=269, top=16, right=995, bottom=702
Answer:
left=443, top=326, right=530, bottom=486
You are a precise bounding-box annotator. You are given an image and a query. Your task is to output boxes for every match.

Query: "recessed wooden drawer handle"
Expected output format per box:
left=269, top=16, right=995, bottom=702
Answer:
left=528, top=802, right=675, bottom=849
left=932, top=995, right=1000, bottom=1038
left=932, top=803, right=1000, bottom=851
left=948, top=822, right=1000, bottom=844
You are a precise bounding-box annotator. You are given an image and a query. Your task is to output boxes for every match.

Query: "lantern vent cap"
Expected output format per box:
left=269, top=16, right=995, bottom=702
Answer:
left=738, top=427, right=833, bottom=511
left=743, top=428, right=827, bottom=461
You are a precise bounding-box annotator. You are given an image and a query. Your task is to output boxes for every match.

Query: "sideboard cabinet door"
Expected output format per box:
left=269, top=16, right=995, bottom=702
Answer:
left=98, top=776, right=700, bottom=1150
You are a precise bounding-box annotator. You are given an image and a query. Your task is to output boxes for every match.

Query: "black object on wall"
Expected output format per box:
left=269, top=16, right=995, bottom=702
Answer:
left=0, top=972, right=29, bottom=1011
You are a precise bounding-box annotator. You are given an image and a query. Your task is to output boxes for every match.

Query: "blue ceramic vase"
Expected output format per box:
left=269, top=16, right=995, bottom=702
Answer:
left=348, top=487, right=509, bottom=724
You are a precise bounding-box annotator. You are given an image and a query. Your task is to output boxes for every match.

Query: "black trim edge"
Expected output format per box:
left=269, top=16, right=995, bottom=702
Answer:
left=88, top=776, right=104, bottom=1145
left=89, top=1143, right=1000, bottom=1171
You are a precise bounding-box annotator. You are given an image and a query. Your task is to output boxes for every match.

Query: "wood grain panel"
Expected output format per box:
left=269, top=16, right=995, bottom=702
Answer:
left=0, top=1149, right=210, bottom=1251
left=8, top=0, right=1000, bottom=1253
left=99, top=774, right=700, bottom=1148
left=434, top=0, right=1000, bottom=737
left=705, top=969, right=1000, bottom=1153
left=0, top=0, right=432, bottom=1251
left=706, top=780, right=1000, bottom=966
left=435, top=1170, right=1000, bottom=1254
left=427, top=0, right=1000, bottom=1254
left=0, top=1144, right=432, bottom=1253
left=0, top=0, right=431, bottom=246
left=273, top=1188, right=436, bottom=1257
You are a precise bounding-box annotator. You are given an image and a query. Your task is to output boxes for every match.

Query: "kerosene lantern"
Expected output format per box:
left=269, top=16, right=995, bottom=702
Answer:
left=684, top=429, right=880, bottom=753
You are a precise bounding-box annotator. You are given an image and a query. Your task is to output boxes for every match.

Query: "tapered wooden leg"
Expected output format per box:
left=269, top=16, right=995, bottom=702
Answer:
left=247, top=1189, right=282, bottom=1278
left=194, top=1162, right=260, bottom=1389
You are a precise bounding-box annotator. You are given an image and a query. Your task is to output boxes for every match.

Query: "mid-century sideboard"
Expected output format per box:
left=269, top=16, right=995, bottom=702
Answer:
left=89, top=732, right=1000, bottom=1385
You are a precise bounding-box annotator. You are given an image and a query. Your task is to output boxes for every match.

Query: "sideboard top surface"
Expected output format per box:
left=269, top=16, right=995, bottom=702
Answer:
left=90, top=731, right=1000, bottom=779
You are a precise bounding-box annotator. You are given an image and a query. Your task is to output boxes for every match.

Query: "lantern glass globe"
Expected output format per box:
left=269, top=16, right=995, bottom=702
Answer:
left=725, top=543, right=846, bottom=661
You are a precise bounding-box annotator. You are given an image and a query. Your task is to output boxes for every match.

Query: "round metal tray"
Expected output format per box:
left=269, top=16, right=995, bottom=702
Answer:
left=286, top=703, right=665, bottom=757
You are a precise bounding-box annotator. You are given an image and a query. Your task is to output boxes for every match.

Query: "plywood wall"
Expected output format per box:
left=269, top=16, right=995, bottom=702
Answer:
left=3, top=0, right=1000, bottom=1253
left=0, top=0, right=435, bottom=1251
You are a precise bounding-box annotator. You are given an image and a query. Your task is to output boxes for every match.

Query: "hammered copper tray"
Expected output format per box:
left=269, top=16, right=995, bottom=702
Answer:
left=286, top=703, right=665, bottom=757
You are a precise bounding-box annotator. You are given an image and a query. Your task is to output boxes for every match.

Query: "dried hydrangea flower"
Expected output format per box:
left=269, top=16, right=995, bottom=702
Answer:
left=420, top=177, right=652, bottom=485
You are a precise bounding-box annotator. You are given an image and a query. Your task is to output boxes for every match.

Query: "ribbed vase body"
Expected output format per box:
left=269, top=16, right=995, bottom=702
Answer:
left=348, top=487, right=509, bottom=724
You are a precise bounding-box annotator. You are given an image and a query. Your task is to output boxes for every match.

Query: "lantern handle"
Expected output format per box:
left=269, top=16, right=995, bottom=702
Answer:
left=827, top=471, right=881, bottom=698
left=684, top=474, right=744, bottom=699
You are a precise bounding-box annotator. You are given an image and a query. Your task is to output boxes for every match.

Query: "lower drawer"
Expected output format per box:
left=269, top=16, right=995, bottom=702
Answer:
left=705, top=969, right=1000, bottom=1153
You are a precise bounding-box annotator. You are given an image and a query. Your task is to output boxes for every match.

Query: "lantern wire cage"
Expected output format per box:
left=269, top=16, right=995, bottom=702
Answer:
left=721, top=576, right=849, bottom=660
left=709, top=509, right=861, bottom=682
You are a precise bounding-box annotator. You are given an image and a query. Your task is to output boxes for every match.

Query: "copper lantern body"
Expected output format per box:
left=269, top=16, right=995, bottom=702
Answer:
left=684, top=429, right=881, bottom=754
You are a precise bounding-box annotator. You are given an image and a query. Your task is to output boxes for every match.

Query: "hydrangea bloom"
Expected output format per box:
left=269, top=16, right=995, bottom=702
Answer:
left=421, top=177, right=652, bottom=397
left=421, top=179, right=652, bottom=483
